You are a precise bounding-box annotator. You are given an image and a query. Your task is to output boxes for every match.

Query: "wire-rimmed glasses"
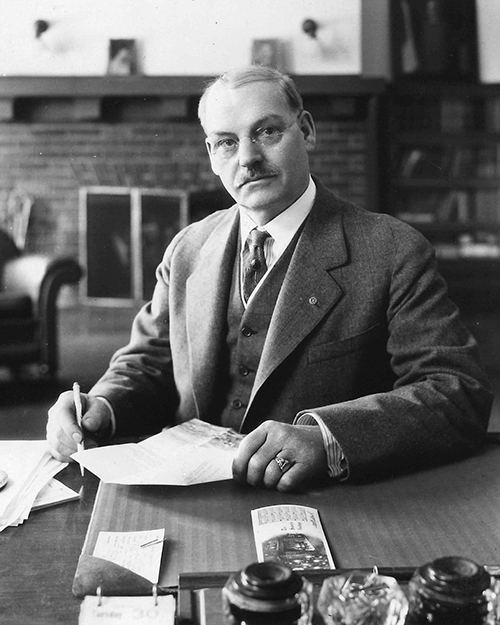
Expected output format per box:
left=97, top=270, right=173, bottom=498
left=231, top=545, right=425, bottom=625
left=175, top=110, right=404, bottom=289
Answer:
left=207, top=113, right=302, bottom=160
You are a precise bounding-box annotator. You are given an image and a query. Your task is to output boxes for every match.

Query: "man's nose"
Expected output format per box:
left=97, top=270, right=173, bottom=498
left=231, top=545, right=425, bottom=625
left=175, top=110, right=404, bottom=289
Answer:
left=238, top=137, right=263, bottom=168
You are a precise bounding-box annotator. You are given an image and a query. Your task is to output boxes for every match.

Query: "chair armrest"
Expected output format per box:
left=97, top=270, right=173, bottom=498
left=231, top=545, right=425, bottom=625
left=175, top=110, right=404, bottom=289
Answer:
left=1, top=254, right=83, bottom=377
left=1, top=254, right=82, bottom=312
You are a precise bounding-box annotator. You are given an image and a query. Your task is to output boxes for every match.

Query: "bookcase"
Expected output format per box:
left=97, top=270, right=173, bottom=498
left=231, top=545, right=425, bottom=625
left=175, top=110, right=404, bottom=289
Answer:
left=387, top=82, right=500, bottom=311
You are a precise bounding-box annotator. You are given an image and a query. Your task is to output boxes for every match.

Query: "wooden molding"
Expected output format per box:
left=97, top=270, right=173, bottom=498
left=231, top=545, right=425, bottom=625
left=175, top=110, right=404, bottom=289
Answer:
left=0, top=75, right=386, bottom=122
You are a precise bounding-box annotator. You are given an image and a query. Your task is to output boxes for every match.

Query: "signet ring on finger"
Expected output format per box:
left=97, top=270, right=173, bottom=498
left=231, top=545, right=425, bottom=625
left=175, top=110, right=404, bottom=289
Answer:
left=275, top=455, right=291, bottom=473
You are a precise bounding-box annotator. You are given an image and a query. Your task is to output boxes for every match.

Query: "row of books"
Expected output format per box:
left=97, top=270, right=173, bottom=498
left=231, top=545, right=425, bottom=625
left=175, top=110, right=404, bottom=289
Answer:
left=397, top=145, right=500, bottom=180
left=395, top=189, right=500, bottom=225
left=395, top=96, right=500, bottom=134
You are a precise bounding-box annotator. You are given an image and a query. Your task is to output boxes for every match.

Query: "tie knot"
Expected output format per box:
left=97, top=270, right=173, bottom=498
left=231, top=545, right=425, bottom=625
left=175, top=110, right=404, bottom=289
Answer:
left=248, top=228, right=270, bottom=248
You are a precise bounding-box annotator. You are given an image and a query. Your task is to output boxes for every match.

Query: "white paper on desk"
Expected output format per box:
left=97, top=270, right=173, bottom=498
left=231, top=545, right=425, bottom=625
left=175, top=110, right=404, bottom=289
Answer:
left=251, top=504, right=336, bottom=570
left=0, top=441, right=68, bottom=531
left=93, top=529, right=165, bottom=584
left=72, top=419, right=244, bottom=485
left=32, top=478, right=80, bottom=511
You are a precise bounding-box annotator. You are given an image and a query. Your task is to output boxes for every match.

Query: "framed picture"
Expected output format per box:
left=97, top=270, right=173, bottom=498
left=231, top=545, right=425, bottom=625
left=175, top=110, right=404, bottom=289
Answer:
left=107, top=39, right=138, bottom=76
left=391, top=0, right=478, bottom=82
left=251, top=39, right=282, bottom=69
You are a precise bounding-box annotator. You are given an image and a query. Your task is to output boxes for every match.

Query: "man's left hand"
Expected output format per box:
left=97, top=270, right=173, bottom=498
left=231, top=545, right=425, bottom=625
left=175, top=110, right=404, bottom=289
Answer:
left=232, top=421, right=328, bottom=491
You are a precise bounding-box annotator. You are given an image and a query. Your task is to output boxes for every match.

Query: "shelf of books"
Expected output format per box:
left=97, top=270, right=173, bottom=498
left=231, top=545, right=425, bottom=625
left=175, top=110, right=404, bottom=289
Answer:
left=389, top=83, right=500, bottom=262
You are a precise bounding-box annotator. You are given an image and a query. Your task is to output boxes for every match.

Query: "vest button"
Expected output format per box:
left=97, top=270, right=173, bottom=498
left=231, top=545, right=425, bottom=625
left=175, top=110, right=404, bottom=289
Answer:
left=241, top=326, right=253, bottom=337
left=239, top=365, right=250, bottom=376
left=232, top=399, right=243, bottom=410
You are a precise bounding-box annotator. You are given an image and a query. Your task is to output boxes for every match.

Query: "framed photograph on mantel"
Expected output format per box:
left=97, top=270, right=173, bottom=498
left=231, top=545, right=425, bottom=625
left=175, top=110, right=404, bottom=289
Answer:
left=251, top=39, right=283, bottom=69
left=107, top=39, right=138, bottom=76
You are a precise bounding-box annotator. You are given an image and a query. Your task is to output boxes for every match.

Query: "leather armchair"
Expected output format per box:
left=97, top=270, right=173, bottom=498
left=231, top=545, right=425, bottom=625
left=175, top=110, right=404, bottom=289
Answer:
left=0, top=230, right=82, bottom=379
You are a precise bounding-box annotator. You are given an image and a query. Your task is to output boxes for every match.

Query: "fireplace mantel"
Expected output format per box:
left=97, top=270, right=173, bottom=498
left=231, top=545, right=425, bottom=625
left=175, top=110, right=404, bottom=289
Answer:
left=0, top=75, right=385, bottom=122
left=0, top=74, right=384, bottom=97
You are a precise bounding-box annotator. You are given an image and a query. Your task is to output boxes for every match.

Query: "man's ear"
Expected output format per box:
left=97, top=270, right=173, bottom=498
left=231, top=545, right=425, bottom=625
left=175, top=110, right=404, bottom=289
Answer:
left=205, top=138, right=221, bottom=176
left=299, top=110, right=316, bottom=152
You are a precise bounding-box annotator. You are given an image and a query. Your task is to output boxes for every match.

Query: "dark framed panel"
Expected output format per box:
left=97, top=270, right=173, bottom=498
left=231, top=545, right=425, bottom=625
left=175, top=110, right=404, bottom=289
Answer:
left=80, top=187, right=133, bottom=304
left=390, top=0, right=479, bottom=82
left=80, top=187, right=188, bottom=305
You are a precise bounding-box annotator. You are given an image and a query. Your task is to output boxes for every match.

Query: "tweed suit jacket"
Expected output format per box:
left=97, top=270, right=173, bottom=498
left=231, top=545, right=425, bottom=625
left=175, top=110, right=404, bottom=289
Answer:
left=91, top=179, right=492, bottom=481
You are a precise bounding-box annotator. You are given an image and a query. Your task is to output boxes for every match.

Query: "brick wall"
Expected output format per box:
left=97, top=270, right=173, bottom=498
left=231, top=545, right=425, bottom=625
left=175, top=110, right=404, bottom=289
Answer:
left=0, top=117, right=367, bottom=261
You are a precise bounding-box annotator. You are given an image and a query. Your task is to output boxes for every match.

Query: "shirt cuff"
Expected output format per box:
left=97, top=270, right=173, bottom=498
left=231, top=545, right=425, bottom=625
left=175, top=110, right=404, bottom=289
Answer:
left=294, top=412, right=348, bottom=479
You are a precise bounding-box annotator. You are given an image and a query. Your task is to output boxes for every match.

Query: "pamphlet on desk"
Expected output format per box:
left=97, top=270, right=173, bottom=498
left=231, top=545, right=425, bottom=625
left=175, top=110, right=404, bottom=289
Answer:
left=252, top=504, right=335, bottom=570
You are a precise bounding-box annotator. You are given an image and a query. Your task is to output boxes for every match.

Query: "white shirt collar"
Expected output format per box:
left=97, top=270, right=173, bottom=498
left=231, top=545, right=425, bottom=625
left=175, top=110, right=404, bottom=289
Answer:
left=239, top=177, right=316, bottom=261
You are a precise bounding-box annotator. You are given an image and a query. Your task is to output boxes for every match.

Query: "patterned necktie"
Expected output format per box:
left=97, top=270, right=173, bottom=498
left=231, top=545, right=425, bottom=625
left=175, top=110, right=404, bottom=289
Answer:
left=242, top=228, right=271, bottom=302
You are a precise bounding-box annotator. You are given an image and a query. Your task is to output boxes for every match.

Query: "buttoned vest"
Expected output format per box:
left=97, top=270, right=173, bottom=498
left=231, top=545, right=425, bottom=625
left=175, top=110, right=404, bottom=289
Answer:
left=219, top=229, right=302, bottom=432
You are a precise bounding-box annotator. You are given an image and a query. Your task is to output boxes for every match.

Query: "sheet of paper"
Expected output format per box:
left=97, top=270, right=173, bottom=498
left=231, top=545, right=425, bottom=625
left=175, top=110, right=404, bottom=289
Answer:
left=72, top=419, right=244, bottom=485
left=79, top=594, right=175, bottom=625
left=251, top=504, right=335, bottom=570
left=93, top=529, right=165, bottom=584
left=32, top=478, right=80, bottom=511
left=0, top=440, right=48, bottom=516
left=2, top=451, right=66, bottom=527
left=0, top=441, right=68, bottom=531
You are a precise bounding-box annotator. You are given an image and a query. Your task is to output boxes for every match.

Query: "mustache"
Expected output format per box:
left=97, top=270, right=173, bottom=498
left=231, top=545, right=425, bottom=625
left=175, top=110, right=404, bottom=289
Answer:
left=235, top=166, right=279, bottom=188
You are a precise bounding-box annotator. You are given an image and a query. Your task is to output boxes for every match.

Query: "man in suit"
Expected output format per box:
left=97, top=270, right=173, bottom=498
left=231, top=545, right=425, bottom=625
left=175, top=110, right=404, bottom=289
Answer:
left=47, top=66, right=492, bottom=490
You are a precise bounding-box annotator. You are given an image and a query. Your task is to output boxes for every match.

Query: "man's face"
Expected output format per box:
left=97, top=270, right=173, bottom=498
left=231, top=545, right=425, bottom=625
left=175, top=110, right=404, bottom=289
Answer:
left=203, top=80, right=316, bottom=223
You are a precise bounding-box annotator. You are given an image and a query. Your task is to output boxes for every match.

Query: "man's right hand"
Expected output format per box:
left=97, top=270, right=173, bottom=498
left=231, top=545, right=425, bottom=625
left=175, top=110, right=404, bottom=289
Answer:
left=46, top=391, right=112, bottom=463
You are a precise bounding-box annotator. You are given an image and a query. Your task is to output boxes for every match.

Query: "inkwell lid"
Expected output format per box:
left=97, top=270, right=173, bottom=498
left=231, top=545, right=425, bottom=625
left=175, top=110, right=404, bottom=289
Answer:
left=235, top=562, right=303, bottom=600
left=415, top=556, right=491, bottom=600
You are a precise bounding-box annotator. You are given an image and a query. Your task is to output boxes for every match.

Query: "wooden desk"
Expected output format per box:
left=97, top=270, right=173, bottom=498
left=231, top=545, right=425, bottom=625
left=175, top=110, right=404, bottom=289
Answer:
left=2, top=444, right=500, bottom=624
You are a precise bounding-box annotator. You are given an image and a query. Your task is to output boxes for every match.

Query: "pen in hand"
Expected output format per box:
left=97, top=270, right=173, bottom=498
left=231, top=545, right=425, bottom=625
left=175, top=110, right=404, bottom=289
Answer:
left=72, top=382, right=85, bottom=477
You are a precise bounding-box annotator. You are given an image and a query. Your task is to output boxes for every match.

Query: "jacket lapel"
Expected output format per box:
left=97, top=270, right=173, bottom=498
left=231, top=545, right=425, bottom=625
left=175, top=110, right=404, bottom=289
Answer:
left=249, top=185, right=348, bottom=406
left=186, top=207, right=239, bottom=416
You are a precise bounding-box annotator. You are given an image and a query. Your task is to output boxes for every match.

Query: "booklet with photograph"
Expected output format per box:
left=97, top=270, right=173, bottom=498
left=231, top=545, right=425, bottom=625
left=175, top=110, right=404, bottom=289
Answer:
left=251, top=504, right=335, bottom=571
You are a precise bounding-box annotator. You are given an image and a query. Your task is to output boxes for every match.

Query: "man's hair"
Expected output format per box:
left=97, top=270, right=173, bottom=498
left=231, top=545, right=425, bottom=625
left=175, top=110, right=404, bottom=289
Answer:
left=198, top=65, right=304, bottom=130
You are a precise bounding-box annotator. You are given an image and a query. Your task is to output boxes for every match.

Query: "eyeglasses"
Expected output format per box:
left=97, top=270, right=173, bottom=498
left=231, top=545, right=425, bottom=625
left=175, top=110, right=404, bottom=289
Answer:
left=207, top=114, right=302, bottom=160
